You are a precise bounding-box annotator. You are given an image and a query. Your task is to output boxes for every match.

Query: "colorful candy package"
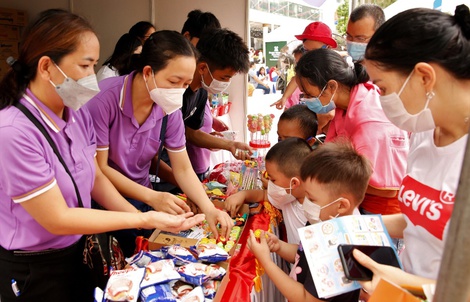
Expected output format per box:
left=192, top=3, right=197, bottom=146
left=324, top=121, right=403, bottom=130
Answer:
left=140, top=259, right=181, bottom=289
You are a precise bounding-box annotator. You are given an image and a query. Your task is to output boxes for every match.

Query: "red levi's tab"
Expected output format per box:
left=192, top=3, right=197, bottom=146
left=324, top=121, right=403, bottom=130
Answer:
left=398, top=175, right=454, bottom=240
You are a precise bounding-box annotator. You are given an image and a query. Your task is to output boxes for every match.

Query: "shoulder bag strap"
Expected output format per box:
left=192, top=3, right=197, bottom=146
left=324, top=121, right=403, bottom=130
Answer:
left=14, top=102, right=84, bottom=208
left=153, top=115, right=168, bottom=184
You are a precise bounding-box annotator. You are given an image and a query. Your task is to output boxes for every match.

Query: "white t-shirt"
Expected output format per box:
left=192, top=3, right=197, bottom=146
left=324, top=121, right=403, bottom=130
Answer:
left=248, top=69, right=258, bottom=86
left=280, top=199, right=307, bottom=244
left=399, top=130, right=468, bottom=279
left=96, top=64, right=119, bottom=82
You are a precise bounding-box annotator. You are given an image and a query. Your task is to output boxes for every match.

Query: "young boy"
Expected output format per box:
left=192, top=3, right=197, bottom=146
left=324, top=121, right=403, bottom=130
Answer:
left=247, top=141, right=372, bottom=302
left=277, top=104, right=319, bottom=148
left=225, top=137, right=312, bottom=244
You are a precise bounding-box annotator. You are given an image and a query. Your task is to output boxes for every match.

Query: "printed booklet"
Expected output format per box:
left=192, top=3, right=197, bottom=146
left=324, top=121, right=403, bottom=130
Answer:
left=298, top=215, right=398, bottom=298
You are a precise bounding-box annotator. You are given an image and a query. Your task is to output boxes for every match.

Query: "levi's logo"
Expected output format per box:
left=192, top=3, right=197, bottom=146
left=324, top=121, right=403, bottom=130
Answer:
left=398, top=175, right=453, bottom=240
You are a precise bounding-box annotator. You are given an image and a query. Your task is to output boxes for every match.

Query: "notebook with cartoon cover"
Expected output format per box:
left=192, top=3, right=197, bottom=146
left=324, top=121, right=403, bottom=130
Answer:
left=298, top=214, right=398, bottom=299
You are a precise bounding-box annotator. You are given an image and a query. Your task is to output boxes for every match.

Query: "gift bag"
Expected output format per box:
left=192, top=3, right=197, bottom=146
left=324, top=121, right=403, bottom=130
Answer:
left=83, top=233, right=127, bottom=289
left=368, top=279, right=423, bottom=302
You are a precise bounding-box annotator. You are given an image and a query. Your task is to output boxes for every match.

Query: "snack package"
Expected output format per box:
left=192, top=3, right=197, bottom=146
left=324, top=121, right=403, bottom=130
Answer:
left=180, top=286, right=205, bottom=302
left=192, top=243, right=229, bottom=263
left=202, top=280, right=220, bottom=299
left=94, top=287, right=104, bottom=302
left=126, top=250, right=164, bottom=269
left=140, top=259, right=181, bottom=288
left=178, top=263, right=226, bottom=286
left=140, top=284, right=177, bottom=302
left=163, top=245, right=197, bottom=265
left=169, top=280, right=195, bottom=299
left=104, top=267, right=145, bottom=302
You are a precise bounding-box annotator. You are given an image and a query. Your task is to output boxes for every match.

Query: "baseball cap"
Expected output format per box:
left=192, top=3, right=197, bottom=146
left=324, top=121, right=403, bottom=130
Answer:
left=295, top=21, right=337, bottom=48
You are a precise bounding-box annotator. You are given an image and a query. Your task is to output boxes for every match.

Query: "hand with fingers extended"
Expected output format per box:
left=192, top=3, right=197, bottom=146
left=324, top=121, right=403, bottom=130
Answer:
left=149, top=191, right=191, bottom=215
left=270, top=97, right=286, bottom=110
left=143, top=211, right=205, bottom=233
left=229, top=141, right=253, bottom=160
left=205, top=207, right=233, bottom=239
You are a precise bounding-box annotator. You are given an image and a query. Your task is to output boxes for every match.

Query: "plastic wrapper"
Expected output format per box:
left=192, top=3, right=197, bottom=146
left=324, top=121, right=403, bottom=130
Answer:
left=202, top=280, right=220, bottom=299
left=177, top=263, right=226, bottom=286
left=169, top=280, right=195, bottom=299
left=126, top=250, right=164, bottom=268
left=140, top=259, right=181, bottom=288
left=163, top=245, right=197, bottom=265
left=140, top=283, right=177, bottom=302
left=179, top=286, right=205, bottom=302
left=104, top=267, right=145, bottom=302
left=192, top=243, right=229, bottom=263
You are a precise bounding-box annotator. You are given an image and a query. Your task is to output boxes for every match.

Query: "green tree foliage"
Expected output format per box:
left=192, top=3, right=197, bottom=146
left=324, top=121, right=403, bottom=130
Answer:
left=336, top=1, right=349, bottom=36
left=335, top=0, right=397, bottom=36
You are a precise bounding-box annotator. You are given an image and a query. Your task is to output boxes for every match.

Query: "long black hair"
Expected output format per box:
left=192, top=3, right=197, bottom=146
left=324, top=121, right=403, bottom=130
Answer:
left=133, top=30, right=198, bottom=74
left=295, top=48, right=369, bottom=91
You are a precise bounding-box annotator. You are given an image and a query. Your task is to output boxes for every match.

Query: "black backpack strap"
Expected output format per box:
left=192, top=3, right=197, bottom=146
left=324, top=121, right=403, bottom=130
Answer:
left=153, top=115, right=168, bottom=183
left=14, top=102, right=84, bottom=207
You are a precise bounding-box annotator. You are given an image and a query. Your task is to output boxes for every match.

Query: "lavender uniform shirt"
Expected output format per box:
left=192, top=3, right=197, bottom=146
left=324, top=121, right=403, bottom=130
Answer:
left=86, top=72, right=186, bottom=189
left=0, top=90, right=96, bottom=250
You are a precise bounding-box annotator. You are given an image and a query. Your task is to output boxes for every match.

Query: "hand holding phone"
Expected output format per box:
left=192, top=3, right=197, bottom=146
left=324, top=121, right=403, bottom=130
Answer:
left=337, top=244, right=401, bottom=281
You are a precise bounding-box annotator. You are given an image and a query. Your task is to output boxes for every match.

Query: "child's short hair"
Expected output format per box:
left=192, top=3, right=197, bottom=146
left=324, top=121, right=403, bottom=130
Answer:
left=197, top=28, right=250, bottom=73
left=279, top=104, right=318, bottom=140
left=300, top=140, right=372, bottom=205
left=265, top=137, right=312, bottom=178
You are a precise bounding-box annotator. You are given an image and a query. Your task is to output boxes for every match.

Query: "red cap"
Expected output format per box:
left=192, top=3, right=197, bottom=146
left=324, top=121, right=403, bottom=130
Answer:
left=295, top=21, right=337, bottom=48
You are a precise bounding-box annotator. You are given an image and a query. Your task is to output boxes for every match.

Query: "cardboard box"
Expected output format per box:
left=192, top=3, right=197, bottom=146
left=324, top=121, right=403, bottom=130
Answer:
left=0, top=25, right=19, bottom=41
left=0, top=7, right=27, bottom=27
left=148, top=200, right=249, bottom=262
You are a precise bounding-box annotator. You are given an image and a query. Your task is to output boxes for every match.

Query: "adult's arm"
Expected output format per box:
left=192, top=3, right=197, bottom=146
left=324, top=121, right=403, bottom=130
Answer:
left=168, top=149, right=233, bottom=238
left=96, top=149, right=189, bottom=215
left=185, top=126, right=253, bottom=160
left=271, top=75, right=299, bottom=110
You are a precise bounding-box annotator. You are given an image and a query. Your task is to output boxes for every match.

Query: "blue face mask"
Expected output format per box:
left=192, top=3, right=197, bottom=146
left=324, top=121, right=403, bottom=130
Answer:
left=301, top=84, right=336, bottom=114
left=347, top=41, right=367, bottom=62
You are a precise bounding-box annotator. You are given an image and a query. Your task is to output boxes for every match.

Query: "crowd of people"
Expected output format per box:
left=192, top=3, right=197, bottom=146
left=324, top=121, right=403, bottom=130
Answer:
left=0, top=3, right=469, bottom=302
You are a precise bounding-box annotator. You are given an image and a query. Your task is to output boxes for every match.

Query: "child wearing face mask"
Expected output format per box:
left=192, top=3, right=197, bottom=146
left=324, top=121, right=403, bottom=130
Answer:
left=226, top=137, right=312, bottom=244
left=247, top=140, right=372, bottom=302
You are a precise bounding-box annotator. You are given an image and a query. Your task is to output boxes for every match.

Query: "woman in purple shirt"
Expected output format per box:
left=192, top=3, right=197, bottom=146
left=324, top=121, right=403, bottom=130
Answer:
left=0, top=10, right=203, bottom=302
left=86, top=30, right=233, bottom=256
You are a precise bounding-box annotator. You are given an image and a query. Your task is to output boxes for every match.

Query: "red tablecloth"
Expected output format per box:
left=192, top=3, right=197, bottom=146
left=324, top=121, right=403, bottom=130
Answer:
left=218, top=209, right=273, bottom=301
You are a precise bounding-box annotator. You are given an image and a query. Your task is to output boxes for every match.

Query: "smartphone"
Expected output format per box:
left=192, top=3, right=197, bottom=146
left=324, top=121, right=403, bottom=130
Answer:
left=337, top=244, right=401, bottom=281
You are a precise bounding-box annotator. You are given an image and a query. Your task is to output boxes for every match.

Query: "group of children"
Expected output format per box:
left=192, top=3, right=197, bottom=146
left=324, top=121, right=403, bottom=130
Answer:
left=225, top=104, right=373, bottom=302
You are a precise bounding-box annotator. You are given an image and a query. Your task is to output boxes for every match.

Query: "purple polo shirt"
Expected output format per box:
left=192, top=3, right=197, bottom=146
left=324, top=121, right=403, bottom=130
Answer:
left=186, top=101, right=213, bottom=174
left=0, top=90, right=96, bottom=250
left=86, top=72, right=186, bottom=188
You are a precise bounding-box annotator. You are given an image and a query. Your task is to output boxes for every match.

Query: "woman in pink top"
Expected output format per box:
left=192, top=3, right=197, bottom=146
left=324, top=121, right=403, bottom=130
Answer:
left=295, top=49, right=409, bottom=216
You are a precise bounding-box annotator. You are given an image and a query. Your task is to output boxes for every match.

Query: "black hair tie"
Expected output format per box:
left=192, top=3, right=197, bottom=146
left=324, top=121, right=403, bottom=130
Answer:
left=455, top=4, right=470, bottom=39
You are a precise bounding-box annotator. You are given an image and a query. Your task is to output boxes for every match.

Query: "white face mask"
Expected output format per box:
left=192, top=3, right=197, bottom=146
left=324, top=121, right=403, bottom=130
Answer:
left=50, top=63, right=100, bottom=111
left=379, top=71, right=436, bottom=133
left=201, top=64, right=231, bottom=95
left=144, top=71, right=186, bottom=115
left=302, top=196, right=342, bottom=224
left=267, top=179, right=296, bottom=209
